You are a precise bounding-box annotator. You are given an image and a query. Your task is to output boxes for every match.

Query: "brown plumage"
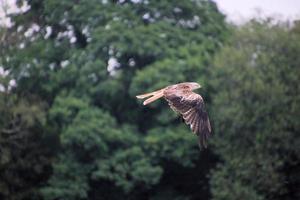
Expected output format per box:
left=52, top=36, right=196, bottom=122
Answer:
left=136, top=82, right=211, bottom=148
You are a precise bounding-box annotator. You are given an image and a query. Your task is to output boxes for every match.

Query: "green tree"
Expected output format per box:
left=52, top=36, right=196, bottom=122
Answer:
left=0, top=25, right=53, bottom=200
left=0, top=92, right=51, bottom=199
left=2, top=0, right=228, bottom=199
left=209, top=20, right=300, bottom=200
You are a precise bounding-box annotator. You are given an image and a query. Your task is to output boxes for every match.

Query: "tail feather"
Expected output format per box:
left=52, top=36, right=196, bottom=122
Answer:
left=136, top=92, right=155, bottom=99
left=143, top=91, right=164, bottom=105
left=136, top=89, right=164, bottom=105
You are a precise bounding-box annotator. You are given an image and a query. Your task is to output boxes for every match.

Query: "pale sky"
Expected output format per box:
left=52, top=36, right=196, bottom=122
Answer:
left=0, top=0, right=300, bottom=26
left=214, top=0, right=300, bottom=23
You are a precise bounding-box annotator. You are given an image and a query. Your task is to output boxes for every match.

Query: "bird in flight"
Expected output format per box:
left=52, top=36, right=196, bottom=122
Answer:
left=136, top=82, right=211, bottom=148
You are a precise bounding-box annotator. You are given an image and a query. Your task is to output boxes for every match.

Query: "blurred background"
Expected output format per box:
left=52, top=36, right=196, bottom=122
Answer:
left=0, top=0, right=299, bottom=200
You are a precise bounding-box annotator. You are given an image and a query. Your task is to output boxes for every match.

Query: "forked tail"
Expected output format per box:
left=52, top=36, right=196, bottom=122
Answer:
left=136, top=89, right=164, bottom=105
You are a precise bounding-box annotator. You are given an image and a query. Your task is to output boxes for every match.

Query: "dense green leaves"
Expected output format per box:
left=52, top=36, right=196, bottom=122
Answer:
left=93, top=146, right=163, bottom=193
left=144, top=126, right=199, bottom=167
left=40, top=154, right=90, bottom=200
left=0, top=93, right=51, bottom=200
left=1, top=1, right=299, bottom=200
left=209, top=21, right=300, bottom=200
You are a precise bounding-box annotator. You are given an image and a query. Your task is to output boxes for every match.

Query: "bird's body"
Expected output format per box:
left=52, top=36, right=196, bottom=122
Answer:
left=136, top=82, right=211, bottom=148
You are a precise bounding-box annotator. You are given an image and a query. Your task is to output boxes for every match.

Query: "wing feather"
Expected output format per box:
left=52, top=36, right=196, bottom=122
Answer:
left=184, top=109, right=196, bottom=124
left=164, top=92, right=211, bottom=148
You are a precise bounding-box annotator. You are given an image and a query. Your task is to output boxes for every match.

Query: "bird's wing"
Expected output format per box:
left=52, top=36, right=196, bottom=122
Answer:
left=165, top=92, right=211, bottom=148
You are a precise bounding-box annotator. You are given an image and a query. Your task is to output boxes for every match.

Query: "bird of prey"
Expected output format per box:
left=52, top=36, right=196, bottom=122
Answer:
left=136, top=82, right=211, bottom=148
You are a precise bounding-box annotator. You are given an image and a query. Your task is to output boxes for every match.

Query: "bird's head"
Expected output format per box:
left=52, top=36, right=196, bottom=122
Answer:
left=188, top=82, right=201, bottom=90
left=177, top=82, right=201, bottom=91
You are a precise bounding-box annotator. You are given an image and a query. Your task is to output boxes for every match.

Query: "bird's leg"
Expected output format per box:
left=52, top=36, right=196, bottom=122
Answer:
left=136, top=89, right=165, bottom=105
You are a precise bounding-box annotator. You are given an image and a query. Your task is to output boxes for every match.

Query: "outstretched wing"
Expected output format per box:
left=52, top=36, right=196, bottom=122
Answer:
left=164, top=92, right=211, bottom=148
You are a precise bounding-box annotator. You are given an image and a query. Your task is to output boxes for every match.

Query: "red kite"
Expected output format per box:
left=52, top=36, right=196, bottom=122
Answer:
left=136, top=82, right=211, bottom=148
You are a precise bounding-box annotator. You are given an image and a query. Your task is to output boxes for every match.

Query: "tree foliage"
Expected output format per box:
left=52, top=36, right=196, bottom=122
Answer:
left=1, top=0, right=228, bottom=199
left=210, top=21, right=300, bottom=200
left=1, top=1, right=299, bottom=200
left=0, top=92, right=51, bottom=200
